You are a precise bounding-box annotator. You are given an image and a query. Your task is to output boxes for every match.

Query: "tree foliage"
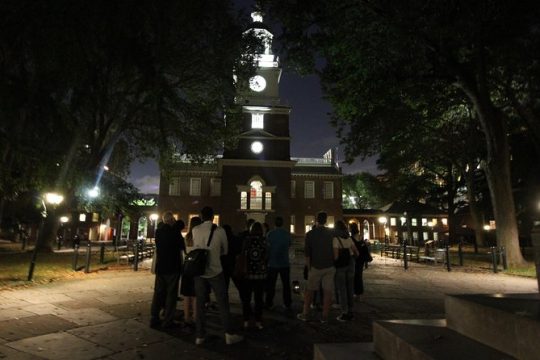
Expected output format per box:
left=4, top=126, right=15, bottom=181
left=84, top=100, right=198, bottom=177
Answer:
left=262, top=0, right=540, bottom=266
left=0, top=0, right=256, bottom=248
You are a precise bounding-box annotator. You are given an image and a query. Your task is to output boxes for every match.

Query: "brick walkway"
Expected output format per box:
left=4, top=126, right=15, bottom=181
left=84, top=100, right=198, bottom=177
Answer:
left=0, top=255, right=537, bottom=359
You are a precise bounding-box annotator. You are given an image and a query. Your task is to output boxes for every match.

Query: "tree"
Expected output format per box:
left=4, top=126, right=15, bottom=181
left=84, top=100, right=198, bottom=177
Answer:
left=262, top=0, right=540, bottom=266
left=0, top=0, right=257, bottom=249
left=342, top=172, right=390, bottom=209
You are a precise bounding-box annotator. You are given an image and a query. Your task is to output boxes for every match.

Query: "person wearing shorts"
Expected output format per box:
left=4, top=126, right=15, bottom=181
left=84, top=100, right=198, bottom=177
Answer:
left=297, top=212, right=335, bottom=323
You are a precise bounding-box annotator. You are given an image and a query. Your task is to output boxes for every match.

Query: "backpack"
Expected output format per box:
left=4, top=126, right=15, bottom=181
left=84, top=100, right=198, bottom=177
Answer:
left=183, top=225, right=216, bottom=277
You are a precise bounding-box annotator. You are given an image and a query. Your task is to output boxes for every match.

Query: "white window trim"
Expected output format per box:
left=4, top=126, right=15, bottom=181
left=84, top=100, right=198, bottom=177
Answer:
left=304, top=181, right=315, bottom=199
left=323, top=181, right=334, bottom=199
left=189, top=178, right=201, bottom=196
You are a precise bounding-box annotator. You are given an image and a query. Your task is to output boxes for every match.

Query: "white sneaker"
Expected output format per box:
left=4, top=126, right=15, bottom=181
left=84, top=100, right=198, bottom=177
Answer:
left=195, top=337, right=205, bottom=345
left=225, top=333, right=243, bottom=345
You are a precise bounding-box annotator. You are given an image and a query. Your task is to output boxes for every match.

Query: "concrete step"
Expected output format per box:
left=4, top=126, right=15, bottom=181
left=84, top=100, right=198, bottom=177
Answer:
left=373, top=319, right=512, bottom=360
left=445, top=293, right=540, bottom=360
left=314, top=342, right=376, bottom=360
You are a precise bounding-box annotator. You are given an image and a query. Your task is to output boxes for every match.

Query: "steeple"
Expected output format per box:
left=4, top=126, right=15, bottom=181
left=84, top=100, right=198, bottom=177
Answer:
left=245, top=11, right=279, bottom=68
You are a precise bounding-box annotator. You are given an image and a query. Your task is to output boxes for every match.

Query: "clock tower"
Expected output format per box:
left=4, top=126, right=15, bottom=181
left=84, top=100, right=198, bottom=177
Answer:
left=221, top=11, right=294, bottom=227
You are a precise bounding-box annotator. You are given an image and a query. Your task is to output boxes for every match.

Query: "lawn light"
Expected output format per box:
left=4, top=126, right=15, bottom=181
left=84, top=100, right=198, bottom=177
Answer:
left=60, top=216, right=69, bottom=223
left=292, top=280, right=301, bottom=294
left=87, top=187, right=99, bottom=198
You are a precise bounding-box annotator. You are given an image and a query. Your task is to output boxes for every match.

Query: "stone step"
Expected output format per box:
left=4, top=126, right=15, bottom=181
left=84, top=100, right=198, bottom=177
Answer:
left=314, top=342, right=376, bottom=360
left=445, top=293, right=540, bottom=360
left=373, top=319, right=512, bottom=360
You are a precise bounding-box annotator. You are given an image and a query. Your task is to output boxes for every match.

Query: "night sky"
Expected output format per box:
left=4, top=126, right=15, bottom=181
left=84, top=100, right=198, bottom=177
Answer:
left=128, top=1, right=378, bottom=194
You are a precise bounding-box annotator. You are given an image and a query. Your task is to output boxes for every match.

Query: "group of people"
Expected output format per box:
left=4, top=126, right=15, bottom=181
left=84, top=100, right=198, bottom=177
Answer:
left=149, top=206, right=371, bottom=345
left=149, top=206, right=293, bottom=345
left=299, top=212, right=371, bottom=323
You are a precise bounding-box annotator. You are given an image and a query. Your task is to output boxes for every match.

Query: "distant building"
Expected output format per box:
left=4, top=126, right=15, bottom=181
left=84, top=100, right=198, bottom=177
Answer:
left=158, top=12, right=342, bottom=234
left=343, top=202, right=449, bottom=245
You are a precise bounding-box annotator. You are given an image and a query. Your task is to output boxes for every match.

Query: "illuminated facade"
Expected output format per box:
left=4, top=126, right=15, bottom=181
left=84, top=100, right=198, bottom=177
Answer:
left=158, top=13, right=342, bottom=234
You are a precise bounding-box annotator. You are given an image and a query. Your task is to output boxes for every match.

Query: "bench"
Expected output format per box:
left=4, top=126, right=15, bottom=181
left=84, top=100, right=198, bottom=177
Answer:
left=381, top=244, right=419, bottom=262
left=118, top=239, right=155, bottom=264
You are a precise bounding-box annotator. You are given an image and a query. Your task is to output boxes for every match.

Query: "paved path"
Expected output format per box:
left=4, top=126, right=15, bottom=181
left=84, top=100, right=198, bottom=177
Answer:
left=0, top=256, right=537, bottom=359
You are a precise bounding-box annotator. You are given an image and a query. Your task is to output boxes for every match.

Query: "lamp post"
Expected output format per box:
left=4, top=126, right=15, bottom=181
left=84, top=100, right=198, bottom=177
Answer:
left=378, top=216, right=388, bottom=242
left=28, top=192, right=64, bottom=281
left=150, top=213, right=159, bottom=239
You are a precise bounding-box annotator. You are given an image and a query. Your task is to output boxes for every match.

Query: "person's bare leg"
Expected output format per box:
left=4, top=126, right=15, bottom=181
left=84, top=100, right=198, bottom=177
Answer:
left=303, top=290, right=313, bottom=315
left=322, top=290, right=333, bottom=321
left=183, top=297, right=192, bottom=322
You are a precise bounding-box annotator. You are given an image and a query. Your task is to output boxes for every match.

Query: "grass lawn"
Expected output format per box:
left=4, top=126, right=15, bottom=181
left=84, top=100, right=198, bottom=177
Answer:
left=0, top=242, right=129, bottom=290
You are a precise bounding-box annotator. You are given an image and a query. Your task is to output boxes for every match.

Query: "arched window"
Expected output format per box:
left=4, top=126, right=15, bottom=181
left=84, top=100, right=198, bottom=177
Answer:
left=363, top=220, right=370, bottom=240
left=250, top=180, right=263, bottom=210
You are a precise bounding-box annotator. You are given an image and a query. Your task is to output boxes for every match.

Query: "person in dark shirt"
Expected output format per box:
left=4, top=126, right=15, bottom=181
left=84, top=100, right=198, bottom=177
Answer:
left=265, top=216, right=292, bottom=310
left=150, top=212, right=184, bottom=329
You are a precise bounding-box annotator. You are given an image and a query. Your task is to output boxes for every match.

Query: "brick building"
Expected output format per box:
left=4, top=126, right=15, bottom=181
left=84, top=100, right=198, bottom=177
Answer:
left=158, top=12, right=342, bottom=235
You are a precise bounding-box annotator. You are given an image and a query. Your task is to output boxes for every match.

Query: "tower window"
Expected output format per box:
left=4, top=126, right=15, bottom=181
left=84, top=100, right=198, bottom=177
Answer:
left=252, top=113, right=264, bottom=129
left=250, top=180, right=263, bottom=209
left=240, top=192, right=248, bottom=209
left=265, top=192, right=272, bottom=210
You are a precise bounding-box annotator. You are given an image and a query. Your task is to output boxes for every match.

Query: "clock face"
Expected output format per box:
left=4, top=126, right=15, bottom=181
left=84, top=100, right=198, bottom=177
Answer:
left=249, top=75, right=266, bottom=92
left=250, top=141, right=263, bottom=154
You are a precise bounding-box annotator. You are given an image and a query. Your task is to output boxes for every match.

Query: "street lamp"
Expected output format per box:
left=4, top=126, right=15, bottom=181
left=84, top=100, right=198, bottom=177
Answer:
left=87, top=187, right=99, bottom=198
left=28, top=192, right=64, bottom=281
left=150, top=213, right=159, bottom=239
left=378, top=216, right=388, bottom=241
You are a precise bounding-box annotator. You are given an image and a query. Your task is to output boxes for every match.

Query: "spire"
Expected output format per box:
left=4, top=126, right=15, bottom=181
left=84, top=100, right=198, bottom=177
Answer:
left=245, top=11, right=278, bottom=67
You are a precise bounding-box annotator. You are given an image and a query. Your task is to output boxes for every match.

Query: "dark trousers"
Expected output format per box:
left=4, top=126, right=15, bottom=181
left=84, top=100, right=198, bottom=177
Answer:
left=354, top=260, right=365, bottom=295
left=240, top=279, right=265, bottom=321
left=265, top=267, right=292, bottom=308
left=194, top=273, right=232, bottom=338
left=150, top=273, right=180, bottom=326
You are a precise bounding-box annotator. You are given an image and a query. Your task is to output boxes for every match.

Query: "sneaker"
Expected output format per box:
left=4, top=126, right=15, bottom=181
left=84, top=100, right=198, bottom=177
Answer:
left=225, top=333, right=244, bottom=345
left=320, top=318, right=328, bottom=324
left=336, top=314, right=349, bottom=322
left=255, top=322, right=264, bottom=330
left=297, top=313, right=309, bottom=322
left=195, top=337, right=205, bottom=345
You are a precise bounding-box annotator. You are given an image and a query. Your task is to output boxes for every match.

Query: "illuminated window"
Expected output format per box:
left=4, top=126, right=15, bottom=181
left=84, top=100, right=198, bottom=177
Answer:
left=390, top=217, right=397, bottom=226
left=442, top=218, right=448, bottom=226
left=432, top=218, right=438, bottom=225
left=169, top=177, right=181, bottom=196
left=92, top=213, right=99, bottom=222
left=213, top=215, right=220, bottom=225
left=291, top=180, right=296, bottom=198
left=210, top=178, right=221, bottom=196
left=190, top=178, right=201, bottom=196
left=323, top=181, right=334, bottom=199
left=413, top=231, right=419, bottom=240
left=423, top=232, right=429, bottom=240
left=411, top=218, right=417, bottom=226
left=400, top=217, right=406, bottom=226
left=250, top=181, right=263, bottom=209
left=251, top=113, right=264, bottom=129
left=290, top=215, right=295, bottom=233
left=304, top=181, right=315, bottom=199
left=240, top=192, right=248, bottom=209
left=434, top=232, right=439, bottom=241
left=79, top=213, right=86, bottom=222
left=305, top=215, right=315, bottom=233
left=422, top=218, right=428, bottom=226
left=265, top=192, right=272, bottom=210
left=327, top=216, right=335, bottom=228
left=489, top=220, right=496, bottom=229
left=403, top=231, right=409, bottom=240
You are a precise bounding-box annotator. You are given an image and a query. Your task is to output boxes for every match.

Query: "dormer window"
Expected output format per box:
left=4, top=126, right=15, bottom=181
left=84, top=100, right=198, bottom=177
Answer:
left=251, top=113, right=264, bottom=129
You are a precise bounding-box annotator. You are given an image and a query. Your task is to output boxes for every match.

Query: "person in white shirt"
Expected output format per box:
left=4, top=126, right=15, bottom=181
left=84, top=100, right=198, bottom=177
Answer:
left=191, top=206, right=243, bottom=345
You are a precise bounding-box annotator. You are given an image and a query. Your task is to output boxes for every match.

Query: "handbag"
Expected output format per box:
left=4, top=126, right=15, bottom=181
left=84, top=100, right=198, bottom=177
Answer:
left=334, top=237, right=351, bottom=268
left=183, top=224, right=216, bottom=277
